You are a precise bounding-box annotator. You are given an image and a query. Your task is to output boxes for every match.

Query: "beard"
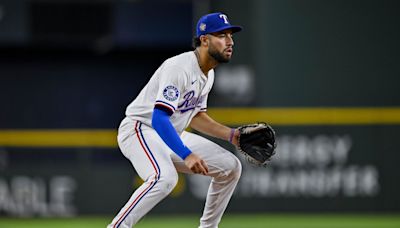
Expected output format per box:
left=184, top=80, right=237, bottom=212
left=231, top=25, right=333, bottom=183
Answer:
left=208, top=46, right=231, bottom=63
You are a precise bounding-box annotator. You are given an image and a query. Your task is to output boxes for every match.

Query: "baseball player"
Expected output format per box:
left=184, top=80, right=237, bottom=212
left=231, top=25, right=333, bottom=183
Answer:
left=108, top=12, right=243, bottom=228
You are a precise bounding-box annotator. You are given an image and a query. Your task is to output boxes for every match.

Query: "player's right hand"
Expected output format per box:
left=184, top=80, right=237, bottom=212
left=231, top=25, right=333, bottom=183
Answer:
left=184, top=153, right=209, bottom=175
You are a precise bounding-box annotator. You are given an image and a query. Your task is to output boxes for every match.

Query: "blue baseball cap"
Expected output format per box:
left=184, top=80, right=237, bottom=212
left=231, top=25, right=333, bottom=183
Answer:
left=196, top=12, right=243, bottom=38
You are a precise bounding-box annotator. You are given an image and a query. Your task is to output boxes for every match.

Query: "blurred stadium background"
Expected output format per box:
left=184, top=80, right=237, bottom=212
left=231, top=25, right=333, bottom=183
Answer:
left=0, top=0, right=399, bottom=227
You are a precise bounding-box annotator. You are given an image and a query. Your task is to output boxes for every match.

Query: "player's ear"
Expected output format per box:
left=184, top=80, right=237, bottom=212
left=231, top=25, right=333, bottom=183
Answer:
left=200, top=35, right=208, bottom=47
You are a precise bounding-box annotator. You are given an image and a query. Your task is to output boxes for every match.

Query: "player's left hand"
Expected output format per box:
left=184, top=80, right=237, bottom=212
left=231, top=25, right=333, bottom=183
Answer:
left=237, top=123, right=277, bottom=166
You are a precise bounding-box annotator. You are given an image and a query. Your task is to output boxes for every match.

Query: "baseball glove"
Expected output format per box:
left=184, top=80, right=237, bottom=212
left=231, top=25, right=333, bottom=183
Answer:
left=237, top=123, right=277, bottom=166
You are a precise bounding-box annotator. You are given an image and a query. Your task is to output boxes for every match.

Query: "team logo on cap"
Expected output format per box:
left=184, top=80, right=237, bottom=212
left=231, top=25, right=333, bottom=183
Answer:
left=219, top=14, right=229, bottom=24
left=163, top=85, right=179, bottom=101
left=199, top=23, right=206, bottom=31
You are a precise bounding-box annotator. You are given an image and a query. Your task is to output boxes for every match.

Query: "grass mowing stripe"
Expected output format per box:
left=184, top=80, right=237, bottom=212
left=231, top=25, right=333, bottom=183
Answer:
left=0, top=214, right=399, bottom=228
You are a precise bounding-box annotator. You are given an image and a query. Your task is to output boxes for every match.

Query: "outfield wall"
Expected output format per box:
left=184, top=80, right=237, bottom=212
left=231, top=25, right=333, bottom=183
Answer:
left=1, top=110, right=399, bottom=216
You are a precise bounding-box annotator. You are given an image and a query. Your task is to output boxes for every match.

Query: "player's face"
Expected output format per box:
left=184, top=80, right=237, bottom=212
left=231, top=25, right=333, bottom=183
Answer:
left=207, top=30, right=234, bottom=63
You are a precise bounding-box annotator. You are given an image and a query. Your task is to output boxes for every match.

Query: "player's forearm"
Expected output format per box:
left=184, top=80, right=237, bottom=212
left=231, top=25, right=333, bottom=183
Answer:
left=190, top=112, right=232, bottom=141
left=152, top=108, right=192, bottom=159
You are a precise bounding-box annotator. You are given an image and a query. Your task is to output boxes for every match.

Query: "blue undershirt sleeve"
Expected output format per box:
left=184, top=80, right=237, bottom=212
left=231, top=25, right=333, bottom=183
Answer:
left=152, top=107, right=192, bottom=160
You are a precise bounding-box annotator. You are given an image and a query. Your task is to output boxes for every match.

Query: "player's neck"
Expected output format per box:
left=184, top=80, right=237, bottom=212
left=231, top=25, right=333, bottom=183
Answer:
left=194, top=48, right=218, bottom=76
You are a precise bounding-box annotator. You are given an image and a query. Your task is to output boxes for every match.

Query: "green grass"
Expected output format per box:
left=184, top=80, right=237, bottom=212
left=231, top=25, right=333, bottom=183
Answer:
left=0, top=214, right=399, bottom=228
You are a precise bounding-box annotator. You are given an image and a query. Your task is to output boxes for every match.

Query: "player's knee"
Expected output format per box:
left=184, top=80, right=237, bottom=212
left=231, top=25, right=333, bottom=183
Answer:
left=157, top=172, right=178, bottom=196
left=230, top=155, right=242, bottom=180
left=221, top=154, right=242, bottom=181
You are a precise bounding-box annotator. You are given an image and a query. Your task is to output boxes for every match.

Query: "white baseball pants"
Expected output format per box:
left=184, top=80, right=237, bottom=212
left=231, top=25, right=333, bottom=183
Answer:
left=107, top=117, right=242, bottom=228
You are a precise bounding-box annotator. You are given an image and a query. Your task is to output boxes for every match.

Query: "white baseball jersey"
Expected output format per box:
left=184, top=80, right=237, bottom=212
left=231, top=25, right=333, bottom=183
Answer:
left=125, top=51, right=214, bottom=134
